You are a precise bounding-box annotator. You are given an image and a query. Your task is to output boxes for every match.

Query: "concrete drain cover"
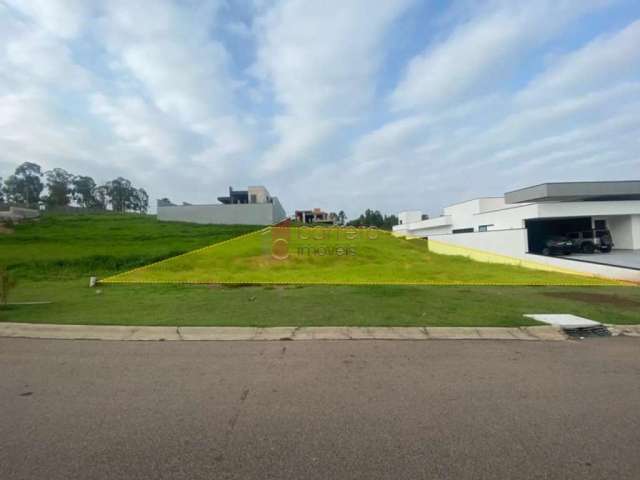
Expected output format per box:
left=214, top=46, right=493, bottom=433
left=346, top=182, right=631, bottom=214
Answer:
left=524, top=314, right=610, bottom=338
left=563, top=325, right=611, bottom=338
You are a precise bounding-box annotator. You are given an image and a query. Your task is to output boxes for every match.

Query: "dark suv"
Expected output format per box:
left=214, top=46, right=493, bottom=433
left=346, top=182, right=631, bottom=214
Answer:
left=566, top=229, right=613, bottom=253
left=541, top=236, right=574, bottom=256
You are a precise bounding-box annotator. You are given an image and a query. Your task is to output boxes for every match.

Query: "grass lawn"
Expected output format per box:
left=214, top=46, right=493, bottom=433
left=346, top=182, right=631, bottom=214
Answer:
left=3, top=281, right=640, bottom=327
left=105, top=226, right=620, bottom=286
left=0, top=213, right=260, bottom=280
left=1, top=215, right=637, bottom=326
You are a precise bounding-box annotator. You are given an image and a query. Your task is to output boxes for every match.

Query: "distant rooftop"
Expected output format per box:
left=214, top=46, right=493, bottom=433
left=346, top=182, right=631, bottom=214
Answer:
left=505, top=181, right=640, bottom=204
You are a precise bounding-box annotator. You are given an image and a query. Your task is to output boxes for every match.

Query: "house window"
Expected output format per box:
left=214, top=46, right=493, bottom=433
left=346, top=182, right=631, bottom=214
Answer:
left=452, top=228, right=474, bottom=234
left=250, top=194, right=257, bottom=204
left=478, top=224, right=494, bottom=232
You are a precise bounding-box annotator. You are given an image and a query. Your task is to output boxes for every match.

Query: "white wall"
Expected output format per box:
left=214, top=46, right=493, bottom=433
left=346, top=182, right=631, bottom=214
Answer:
left=158, top=203, right=280, bottom=225
left=430, top=229, right=529, bottom=258
left=598, top=215, right=633, bottom=249
left=408, top=225, right=453, bottom=237
left=428, top=230, right=639, bottom=282
left=399, top=211, right=422, bottom=225
left=473, top=204, right=536, bottom=230
left=248, top=186, right=270, bottom=204
left=631, top=215, right=640, bottom=249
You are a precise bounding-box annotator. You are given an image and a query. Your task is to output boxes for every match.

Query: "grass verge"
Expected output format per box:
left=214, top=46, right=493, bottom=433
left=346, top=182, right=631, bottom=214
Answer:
left=2, top=280, right=639, bottom=327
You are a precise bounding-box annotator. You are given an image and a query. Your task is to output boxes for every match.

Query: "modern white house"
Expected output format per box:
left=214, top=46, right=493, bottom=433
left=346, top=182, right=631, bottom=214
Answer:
left=157, top=186, right=287, bottom=226
left=394, top=181, right=640, bottom=281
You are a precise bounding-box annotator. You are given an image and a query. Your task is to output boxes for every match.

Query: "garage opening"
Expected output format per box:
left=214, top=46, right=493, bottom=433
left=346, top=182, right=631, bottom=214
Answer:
left=525, top=217, right=592, bottom=253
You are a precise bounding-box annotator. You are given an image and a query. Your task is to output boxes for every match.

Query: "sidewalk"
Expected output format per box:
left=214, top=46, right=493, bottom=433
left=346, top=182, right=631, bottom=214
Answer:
left=0, top=323, right=577, bottom=341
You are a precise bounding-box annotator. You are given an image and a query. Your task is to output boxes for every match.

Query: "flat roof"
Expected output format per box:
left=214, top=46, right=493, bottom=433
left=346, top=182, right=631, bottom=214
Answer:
left=505, top=181, right=640, bottom=204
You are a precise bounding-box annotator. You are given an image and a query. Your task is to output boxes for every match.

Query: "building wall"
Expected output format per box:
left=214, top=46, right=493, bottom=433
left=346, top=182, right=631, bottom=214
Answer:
left=271, top=197, right=287, bottom=224
left=397, top=200, right=640, bottom=240
left=0, top=207, right=40, bottom=220
left=398, top=211, right=423, bottom=225
left=158, top=203, right=279, bottom=225
left=248, top=186, right=270, bottom=204
left=596, top=215, right=634, bottom=249
left=429, top=229, right=530, bottom=258
left=406, top=225, right=453, bottom=237
left=427, top=236, right=639, bottom=282
left=473, top=204, right=537, bottom=230
left=633, top=215, right=640, bottom=249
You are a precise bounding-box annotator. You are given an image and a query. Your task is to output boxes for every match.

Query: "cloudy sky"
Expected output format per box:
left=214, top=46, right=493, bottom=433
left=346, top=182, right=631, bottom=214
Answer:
left=1, top=0, right=639, bottom=218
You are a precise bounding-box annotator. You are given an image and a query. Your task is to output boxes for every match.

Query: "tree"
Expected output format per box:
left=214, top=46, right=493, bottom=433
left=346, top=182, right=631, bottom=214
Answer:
left=94, top=185, right=109, bottom=210
left=0, top=177, right=4, bottom=204
left=104, top=177, right=133, bottom=213
left=44, top=168, right=74, bottom=207
left=133, top=188, right=149, bottom=214
left=347, top=209, right=398, bottom=230
left=127, top=188, right=149, bottom=214
left=72, top=175, right=98, bottom=208
left=3, top=162, right=43, bottom=207
left=337, top=210, right=346, bottom=225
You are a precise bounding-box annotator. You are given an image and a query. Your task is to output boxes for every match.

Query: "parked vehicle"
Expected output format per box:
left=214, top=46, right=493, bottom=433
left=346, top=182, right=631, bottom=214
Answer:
left=565, top=229, right=614, bottom=253
left=541, top=236, right=574, bottom=256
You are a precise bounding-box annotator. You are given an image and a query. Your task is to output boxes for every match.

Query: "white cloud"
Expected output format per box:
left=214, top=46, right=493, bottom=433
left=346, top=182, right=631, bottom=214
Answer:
left=98, top=0, right=233, bottom=125
left=517, top=19, right=640, bottom=104
left=3, top=0, right=90, bottom=39
left=254, top=0, right=414, bottom=172
left=390, top=1, right=613, bottom=111
left=0, top=92, right=93, bottom=169
left=1, top=0, right=639, bottom=218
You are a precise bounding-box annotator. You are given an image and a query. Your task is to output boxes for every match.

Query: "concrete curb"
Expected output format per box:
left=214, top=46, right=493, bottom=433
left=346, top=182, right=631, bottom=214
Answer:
left=606, top=325, right=640, bottom=337
left=0, top=323, right=575, bottom=342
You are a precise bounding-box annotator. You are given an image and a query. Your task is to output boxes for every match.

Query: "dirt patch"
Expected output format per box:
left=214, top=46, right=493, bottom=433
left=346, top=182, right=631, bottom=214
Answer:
left=0, top=225, right=14, bottom=235
left=542, top=291, right=640, bottom=308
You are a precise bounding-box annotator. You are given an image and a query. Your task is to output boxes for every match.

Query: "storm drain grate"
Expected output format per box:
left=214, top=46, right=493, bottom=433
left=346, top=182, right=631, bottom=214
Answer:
left=563, top=325, right=611, bottom=338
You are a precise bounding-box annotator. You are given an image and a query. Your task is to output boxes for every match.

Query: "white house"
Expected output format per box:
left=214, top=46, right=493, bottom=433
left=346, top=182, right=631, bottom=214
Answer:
left=393, top=181, right=640, bottom=280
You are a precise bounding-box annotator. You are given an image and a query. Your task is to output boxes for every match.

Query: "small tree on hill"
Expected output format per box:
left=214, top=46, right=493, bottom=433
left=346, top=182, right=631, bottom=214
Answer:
left=347, top=209, right=398, bottom=230
left=104, top=177, right=133, bottom=213
left=44, top=168, right=74, bottom=207
left=4, top=162, right=44, bottom=207
left=72, top=175, right=99, bottom=208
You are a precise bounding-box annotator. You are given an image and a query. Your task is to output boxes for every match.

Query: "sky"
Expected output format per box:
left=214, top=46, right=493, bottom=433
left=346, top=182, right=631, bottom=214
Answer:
left=1, top=0, right=639, bottom=219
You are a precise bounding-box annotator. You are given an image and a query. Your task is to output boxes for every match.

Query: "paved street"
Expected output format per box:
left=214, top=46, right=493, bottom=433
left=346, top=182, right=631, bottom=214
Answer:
left=1, top=337, right=639, bottom=480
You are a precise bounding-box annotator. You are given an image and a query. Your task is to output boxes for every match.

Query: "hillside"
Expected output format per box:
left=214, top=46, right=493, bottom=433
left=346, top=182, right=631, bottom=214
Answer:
left=0, top=214, right=261, bottom=280
left=104, top=226, right=619, bottom=286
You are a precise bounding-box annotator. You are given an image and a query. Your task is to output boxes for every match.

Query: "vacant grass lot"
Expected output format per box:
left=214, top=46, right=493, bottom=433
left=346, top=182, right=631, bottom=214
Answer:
left=105, top=226, right=619, bottom=286
left=0, top=214, right=260, bottom=280
left=1, top=215, right=637, bottom=326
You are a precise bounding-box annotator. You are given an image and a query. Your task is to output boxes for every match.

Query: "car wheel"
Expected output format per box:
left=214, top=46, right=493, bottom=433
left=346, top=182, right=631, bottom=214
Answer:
left=542, top=247, right=551, bottom=256
left=581, top=243, right=595, bottom=254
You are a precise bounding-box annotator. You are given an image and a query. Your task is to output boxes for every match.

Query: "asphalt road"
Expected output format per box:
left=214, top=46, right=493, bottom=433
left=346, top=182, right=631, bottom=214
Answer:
left=1, top=337, right=639, bottom=480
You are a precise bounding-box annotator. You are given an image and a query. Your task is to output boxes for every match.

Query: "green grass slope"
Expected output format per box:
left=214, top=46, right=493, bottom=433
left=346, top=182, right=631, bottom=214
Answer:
left=104, top=226, right=620, bottom=286
left=0, top=213, right=261, bottom=280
